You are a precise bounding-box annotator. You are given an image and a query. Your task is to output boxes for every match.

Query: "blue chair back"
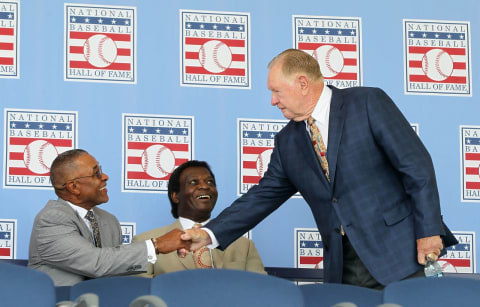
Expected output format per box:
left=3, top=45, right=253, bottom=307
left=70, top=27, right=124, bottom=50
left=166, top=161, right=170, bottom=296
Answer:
left=299, top=283, right=383, bottom=307
left=0, top=262, right=56, bottom=307
left=70, top=276, right=152, bottom=307
left=151, top=269, right=304, bottom=307
left=383, top=276, right=480, bottom=307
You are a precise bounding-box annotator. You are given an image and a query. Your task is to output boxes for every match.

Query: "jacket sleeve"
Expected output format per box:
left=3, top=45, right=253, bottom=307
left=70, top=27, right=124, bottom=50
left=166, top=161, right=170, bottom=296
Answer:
left=35, top=208, right=148, bottom=278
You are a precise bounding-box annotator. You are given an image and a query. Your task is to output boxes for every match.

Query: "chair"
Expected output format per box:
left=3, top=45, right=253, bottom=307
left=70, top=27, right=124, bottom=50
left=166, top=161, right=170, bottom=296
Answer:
left=0, top=262, right=56, bottom=307
left=70, top=276, right=152, bottom=307
left=56, top=286, right=72, bottom=303
left=151, top=269, right=304, bottom=307
left=299, top=283, right=383, bottom=307
left=383, top=276, right=480, bottom=307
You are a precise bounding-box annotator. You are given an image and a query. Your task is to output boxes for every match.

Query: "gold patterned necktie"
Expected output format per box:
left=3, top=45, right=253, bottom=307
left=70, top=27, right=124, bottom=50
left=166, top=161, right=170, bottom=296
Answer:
left=192, top=223, right=212, bottom=268
left=307, top=116, right=330, bottom=181
left=85, top=210, right=102, bottom=248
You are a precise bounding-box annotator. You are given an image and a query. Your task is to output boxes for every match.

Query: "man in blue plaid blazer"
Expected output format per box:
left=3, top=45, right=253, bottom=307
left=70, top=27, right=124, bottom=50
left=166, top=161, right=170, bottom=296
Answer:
left=182, top=49, right=457, bottom=288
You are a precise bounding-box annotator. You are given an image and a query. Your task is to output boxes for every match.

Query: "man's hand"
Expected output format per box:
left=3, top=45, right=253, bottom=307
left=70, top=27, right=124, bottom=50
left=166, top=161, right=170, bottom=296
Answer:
left=177, top=228, right=212, bottom=258
left=417, top=235, right=443, bottom=265
left=155, top=228, right=191, bottom=254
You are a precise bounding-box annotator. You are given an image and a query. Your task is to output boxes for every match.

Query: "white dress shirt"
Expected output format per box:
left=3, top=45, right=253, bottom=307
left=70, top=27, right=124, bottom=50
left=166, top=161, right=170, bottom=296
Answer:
left=305, top=84, right=332, bottom=147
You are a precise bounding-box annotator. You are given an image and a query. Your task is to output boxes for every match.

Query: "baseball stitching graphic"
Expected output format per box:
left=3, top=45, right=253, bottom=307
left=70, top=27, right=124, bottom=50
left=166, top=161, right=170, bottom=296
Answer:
left=256, top=149, right=273, bottom=177
left=23, top=140, right=59, bottom=174
left=438, top=260, right=457, bottom=273
left=312, top=45, right=344, bottom=78
left=421, top=48, right=453, bottom=82
left=141, top=144, right=176, bottom=178
left=198, top=40, right=232, bottom=73
left=83, top=34, right=118, bottom=68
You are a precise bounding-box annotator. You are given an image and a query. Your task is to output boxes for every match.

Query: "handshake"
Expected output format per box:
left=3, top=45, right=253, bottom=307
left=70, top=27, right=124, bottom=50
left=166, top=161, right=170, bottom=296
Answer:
left=154, top=227, right=212, bottom=256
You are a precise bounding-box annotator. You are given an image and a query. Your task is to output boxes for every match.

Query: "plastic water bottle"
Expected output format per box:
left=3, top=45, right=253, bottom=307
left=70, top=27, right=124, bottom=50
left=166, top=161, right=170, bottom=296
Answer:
left=424, top=254, right=443, bottom=278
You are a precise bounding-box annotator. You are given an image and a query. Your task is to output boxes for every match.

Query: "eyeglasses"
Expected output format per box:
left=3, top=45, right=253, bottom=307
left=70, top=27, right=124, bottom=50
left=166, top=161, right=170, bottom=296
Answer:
left=60, top=165, right=103, bottom=187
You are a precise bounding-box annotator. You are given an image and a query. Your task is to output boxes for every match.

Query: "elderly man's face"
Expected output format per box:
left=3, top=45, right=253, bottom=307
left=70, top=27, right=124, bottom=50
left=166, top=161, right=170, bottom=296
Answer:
left=174, top=166, right=218, bottom=219
left=69, top=154, right=109, bottom=208
left=267, top=63, right=306, bottom=121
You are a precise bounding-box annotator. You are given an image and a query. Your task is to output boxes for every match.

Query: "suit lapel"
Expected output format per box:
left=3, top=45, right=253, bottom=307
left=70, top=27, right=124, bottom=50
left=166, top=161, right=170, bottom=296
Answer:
left=174, top=220, right=196, bottom=269
left=295, top=121, right=330, bottom=189
left=326, top=86, right=345, bottom=184
left=57, top=199, right=94, bottom=243
left=212, top=249, right=224, bottom=269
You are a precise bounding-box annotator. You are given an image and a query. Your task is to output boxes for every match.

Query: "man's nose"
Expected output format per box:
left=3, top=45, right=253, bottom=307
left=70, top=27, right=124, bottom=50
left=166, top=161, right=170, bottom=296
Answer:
left=271, top=95, right=278, bottom=106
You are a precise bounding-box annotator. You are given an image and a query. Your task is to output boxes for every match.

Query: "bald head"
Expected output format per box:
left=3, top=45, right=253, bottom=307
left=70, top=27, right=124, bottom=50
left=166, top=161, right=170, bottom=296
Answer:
left=50, top=149, right=88, bottom=189
left=268, top=48, right=323, bottom=82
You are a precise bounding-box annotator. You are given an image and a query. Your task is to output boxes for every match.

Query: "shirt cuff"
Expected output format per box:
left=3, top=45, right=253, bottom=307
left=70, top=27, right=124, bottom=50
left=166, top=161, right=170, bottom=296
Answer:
left=145, top=240, right=157, bottom=264
left=203, top=227, right=219, bottom=249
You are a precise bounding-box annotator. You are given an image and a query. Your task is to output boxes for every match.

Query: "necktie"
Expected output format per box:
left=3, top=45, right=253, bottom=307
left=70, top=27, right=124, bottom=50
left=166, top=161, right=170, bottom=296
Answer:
left=85, top=210, right=102, bottom=248
left=307, top=116, right=330, bottom=181
left=307, top=117, right=344, bottom=235
left=192, top=223, right=212, bottom=268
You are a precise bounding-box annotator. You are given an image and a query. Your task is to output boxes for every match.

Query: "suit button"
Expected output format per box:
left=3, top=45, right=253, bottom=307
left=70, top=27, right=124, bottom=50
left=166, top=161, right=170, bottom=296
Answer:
left=334, top=228, right=340, bottom=233
left=332, top=198, right=338, bottom=203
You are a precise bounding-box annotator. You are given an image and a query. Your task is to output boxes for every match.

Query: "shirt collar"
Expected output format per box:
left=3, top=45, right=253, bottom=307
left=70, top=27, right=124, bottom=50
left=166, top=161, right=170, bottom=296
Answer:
left=179, top=217, right=209, bottom=230
left=310, top=84, right=332, bottom=123
left=64, top=199, right=90, bottom=218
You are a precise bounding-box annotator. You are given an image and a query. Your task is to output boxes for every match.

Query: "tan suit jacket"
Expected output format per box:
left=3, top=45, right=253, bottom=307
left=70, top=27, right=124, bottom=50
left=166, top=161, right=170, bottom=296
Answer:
left=133, top=220, right=266, bottom=277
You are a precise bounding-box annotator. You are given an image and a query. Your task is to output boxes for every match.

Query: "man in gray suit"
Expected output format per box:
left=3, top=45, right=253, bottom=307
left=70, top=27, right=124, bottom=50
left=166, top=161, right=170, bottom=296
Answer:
left=28, top=149, right=189, bottom=286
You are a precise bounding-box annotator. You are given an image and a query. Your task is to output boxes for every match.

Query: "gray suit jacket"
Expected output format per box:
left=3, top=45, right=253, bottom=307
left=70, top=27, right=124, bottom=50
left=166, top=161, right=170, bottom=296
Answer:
left=133, top=220, right=266, bottom=277
left=28, top=198, right=148, bottom=286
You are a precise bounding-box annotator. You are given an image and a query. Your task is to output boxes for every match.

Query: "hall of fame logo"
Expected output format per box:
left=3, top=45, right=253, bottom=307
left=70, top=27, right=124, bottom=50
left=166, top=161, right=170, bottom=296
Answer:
left=439, top=231, right=475, bottom=273
left=404, top=19, right=471, bottom=96
left=0, top=219, right=17, bottom=259
left=0, top=0, right=19, bottom=78
left=180, top=10, right=250, bottom=89
left=120, top=222, right=136, bottom=244
left=238, top=118, right=296, bottom=196
left=65, top=3, right=136, bottom=83
left=295, top=228, right=323, bottom=269
left=293, top=15, right=362, bottom=89
left=460, top=126, right=480, bottom=202
left=122, top=114, right=194, bottom=193
left=3, top=109, right=77, bottom=189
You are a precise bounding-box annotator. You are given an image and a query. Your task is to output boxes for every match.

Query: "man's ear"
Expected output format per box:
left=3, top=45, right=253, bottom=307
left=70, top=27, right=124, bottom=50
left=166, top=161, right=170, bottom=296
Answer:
left=65, top=181, right=80, bottom=196
left=171, top=191, right=180, bottom=204
left=297, top=75, right=309, bottom=93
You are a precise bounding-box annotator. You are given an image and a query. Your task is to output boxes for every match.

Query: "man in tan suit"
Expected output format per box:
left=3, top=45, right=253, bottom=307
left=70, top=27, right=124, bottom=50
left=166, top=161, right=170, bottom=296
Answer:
left=133, top=160, right=265, bottom=276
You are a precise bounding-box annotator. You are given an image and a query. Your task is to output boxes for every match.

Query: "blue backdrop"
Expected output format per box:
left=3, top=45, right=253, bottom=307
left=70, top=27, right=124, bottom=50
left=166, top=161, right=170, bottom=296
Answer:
left=0, top=0, right=478, bottom=272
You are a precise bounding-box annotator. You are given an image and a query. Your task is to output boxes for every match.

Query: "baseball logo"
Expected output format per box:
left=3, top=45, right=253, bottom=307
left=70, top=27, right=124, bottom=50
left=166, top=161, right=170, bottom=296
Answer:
left=141, top=144, right=176, bottom=178
left=256, top=149, right=273, bottom=177
left=421, top=48, right=453, bottom=82
left=438, top=260, right=457, bottom=273
left=312, top=45, right=344, bottom=78
left=83, top=34, right=118, bottom=68
left=198, top=40, right=232, bottom=73
left=23, top=140, right=59, bottom=174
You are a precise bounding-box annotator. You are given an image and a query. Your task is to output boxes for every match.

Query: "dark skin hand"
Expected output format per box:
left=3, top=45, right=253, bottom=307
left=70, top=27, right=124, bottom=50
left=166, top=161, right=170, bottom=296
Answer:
left=155, top=228, right=192, bottom=254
